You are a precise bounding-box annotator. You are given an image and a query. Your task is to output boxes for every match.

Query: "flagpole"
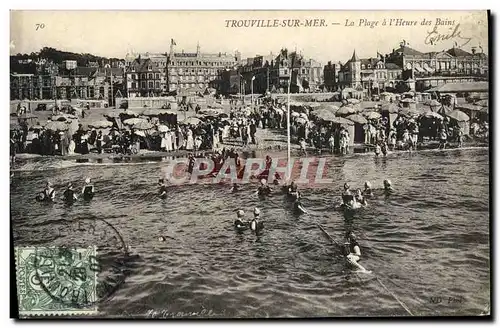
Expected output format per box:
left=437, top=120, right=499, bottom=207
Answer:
left=286, top=68, right=292, bottom=181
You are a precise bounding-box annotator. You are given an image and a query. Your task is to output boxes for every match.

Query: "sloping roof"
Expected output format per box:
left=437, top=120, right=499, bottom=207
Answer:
left=128, top=58, right=162, bottom=73
left=427, top=82, right=489, bottom=93
left=395, top=46, right=424, bottom=56
left=350, top=50, right=360, bottom=62
left=76, top=67, right=98, bottom=76
left=360, top=58, right=379, bottom=68
left=385, top=63, right=402, bottom=70
left=447, top=47, right=472, bottom=57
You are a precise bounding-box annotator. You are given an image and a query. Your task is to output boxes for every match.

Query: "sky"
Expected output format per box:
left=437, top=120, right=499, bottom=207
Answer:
left=10, top=10, right=489, bottom=64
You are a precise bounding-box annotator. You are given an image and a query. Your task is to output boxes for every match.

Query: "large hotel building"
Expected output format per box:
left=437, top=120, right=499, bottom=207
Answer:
left=167, top=43, right=240, bottom=93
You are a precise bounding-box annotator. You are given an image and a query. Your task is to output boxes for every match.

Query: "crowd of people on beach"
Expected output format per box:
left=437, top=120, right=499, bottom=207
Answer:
left=10, top=93, right=489, bottom=165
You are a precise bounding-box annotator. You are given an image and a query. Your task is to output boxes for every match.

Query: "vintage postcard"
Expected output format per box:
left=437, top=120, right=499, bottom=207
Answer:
left=10, top=10, right=490, bottom=318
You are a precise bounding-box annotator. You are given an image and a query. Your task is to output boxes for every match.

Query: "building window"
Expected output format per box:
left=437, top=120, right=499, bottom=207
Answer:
left=284, top=69, right=288, bottom=74
left=368, top=64, right=371, bottom=69
left=155, top=82, right=160, bottom=89
left=141, top=74, right=146, bottom=79
left=148, top=73, right=153, bottom=79
left=141, top=81, right=146, bottom=88
left=132, top=82, right=136, bottom=89
left=155, top=73, right=160, bottom=79
left=148, top=81, right=153, bottom=88
left=302, top=69, right=306, bottom=74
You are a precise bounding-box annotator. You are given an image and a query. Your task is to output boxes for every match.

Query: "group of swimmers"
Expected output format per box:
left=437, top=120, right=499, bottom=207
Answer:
left=35, top=178, right=95, bottom=203
left=339, top=179, right=394, bottom=271
left=340, top=179, right=394, bottom=210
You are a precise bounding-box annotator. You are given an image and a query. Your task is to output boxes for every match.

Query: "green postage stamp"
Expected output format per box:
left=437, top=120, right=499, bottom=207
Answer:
left=15, top=246, right=98, bottom=317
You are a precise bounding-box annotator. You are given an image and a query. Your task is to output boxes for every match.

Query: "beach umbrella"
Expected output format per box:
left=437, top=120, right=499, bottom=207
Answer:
left=181, top=117, right=202, bottom=126
left=208, top=103, right=224, bottom=109
left=306, top=102, right=321, bottom=109
left=299, top=112, right=308, bottom=120
left=45, top=121, right=69, bottom=131
left=104, top=109, right=139, bottom=120
left=399, top=108, right=422, bottom=117
left=158, top=125, right=170, bottom=133
left=133, top=120, right=154, bottom=130
left=314, top=104, right=339, bottom=113
left=79, top=123, right=90, bottom=132
left=51, top=114, right=78, bottom=122
left=336, top=105, right=357, bottom=116
left=198, top=108, right=221, bottom=116
left=346, top=114, right=367, bottom=125
left=474, top=99, right=488, bottom=107
left=381, top=103, right=399, bottom=113
left=142, top=108, right=176, bottom=116
left=17, top=113, right=38, bottom=120
left=312, top=110, right=336, bottom=121
left=30, top=124, right=44, bottom=131
left=10, top=122, right=21, bottom=130
left=422, top=111, right=443, bottom=120
left=424, top=99, right=441, bottom=107
left=103, top=111, right=121, bottom=119
left=295, top=117, right=308, bottom=125
left=346, top=98, right=360, bottom=105
left=363, top=111, right=382, bottom=120
left=123, top=118, right=148, bottom=126
left=446, top=110, right=469, bottom=122
left=437, top=105, right=453, bottom=116
left=89, top=120, right=113, bottom=129
left=331, top=117, right=355, bottom=126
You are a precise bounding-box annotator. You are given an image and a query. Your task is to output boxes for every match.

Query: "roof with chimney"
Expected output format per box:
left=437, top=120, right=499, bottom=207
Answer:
left=394, top=46, right=424, bottom=56
left=446, top=47, right=473, bottom=57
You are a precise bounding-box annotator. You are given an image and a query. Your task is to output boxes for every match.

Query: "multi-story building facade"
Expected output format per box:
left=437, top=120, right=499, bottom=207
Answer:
left=125, top=56, right=168, bottom=98
left=386, top=42, right=488, bottom=91
left=10, top=74, right=56, bottom=100
left=323, top=61, right=342, bottom=92
left=265, top=48, right=323, bottom=93
left=167, top=43, right=240, bottom=93
left=338, top=50, right=403, bottom=97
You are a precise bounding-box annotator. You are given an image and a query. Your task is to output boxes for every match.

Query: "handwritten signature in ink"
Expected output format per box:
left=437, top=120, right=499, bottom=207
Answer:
left=424, top=23, right=472, bottom=48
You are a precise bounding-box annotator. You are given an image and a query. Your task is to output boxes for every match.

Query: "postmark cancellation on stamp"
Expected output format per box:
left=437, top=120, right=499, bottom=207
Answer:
left=15, top=246, right=98, bottom=317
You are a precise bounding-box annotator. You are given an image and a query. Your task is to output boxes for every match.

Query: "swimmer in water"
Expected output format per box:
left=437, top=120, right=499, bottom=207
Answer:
left=344, top=231, right=362, bottom=266
left=342, top=183, right=352, bottom=196
left=375, top=143, right=381, bottom=157
left=354, top=189, right=367, bottom=207
left=273, top=172, right=281, bottom=186
left=341, top=183, right=353, bottom=207
left=37, top=181, right=56, bottom=202
left=63, top=183, right=78, bottom=203
left=250, top=208, right=264, bottom=234
left=383, top=179, right=394, bottom=193
left=82, top=178, right=95, bottom=201
left=231, top=183, right=241, bottom=192
left=257, top=179, right=272, bottom=196
left=287, top=181, right=302, bottom=200
left=293, top=194, right=308, bottom=214
left=158, top=236, right=166, bottom=242
left=362, top=181, right=373, bottom=197
left=234, top=210, right=248, bottom=231
left=158, top=179, right=168, bottom=199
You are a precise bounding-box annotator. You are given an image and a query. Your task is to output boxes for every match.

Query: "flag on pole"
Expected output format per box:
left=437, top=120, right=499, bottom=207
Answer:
left=171, top=39, right=177, bottom=46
